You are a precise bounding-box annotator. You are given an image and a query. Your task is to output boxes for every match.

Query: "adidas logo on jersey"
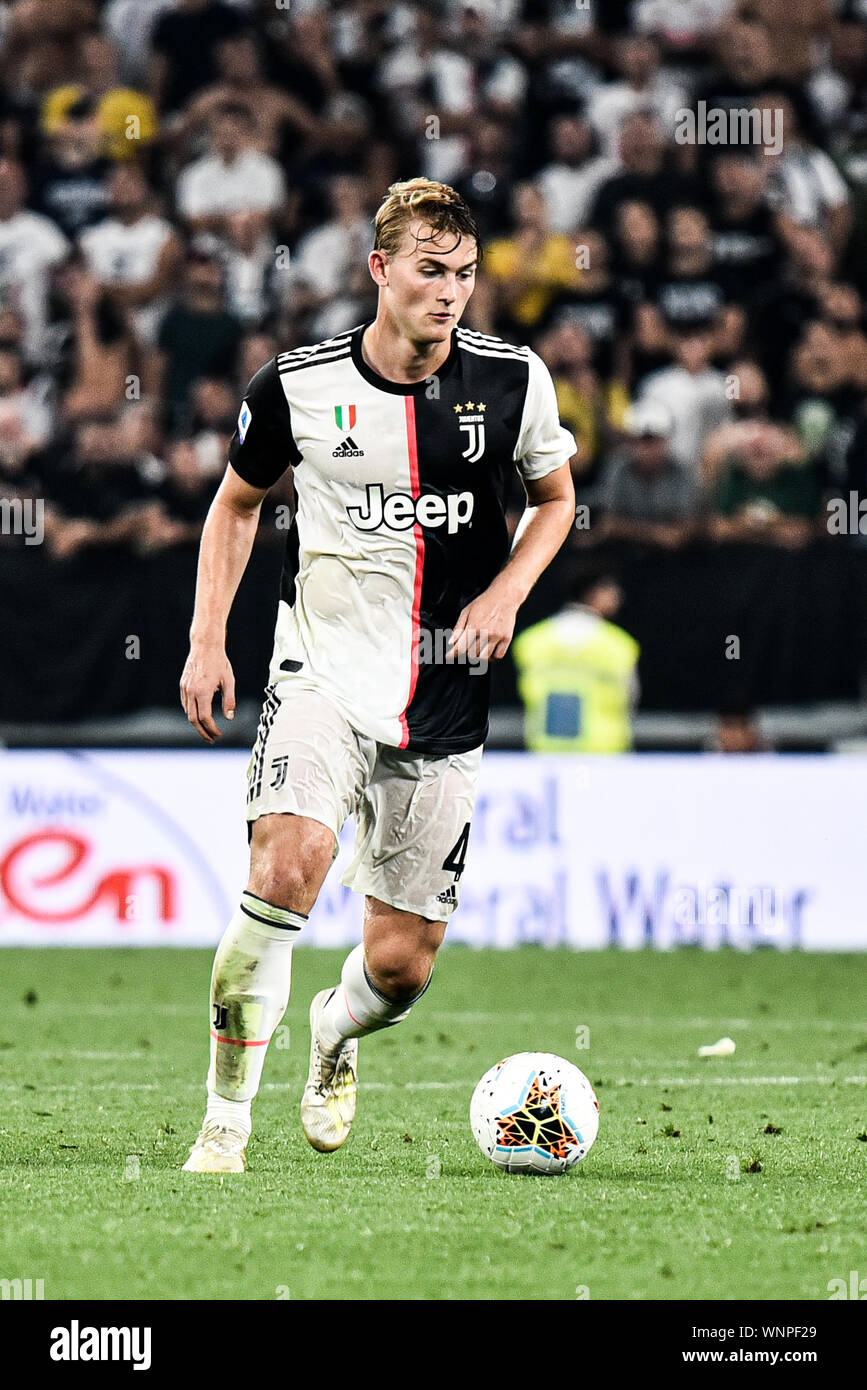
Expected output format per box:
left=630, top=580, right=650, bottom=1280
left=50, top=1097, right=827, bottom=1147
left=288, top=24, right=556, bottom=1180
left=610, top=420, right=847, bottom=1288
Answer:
left=436, top=885, right=457, bottom=905
left=347, top=483, right=474, bottom=534
left=332, top=435, right=364, bottom=458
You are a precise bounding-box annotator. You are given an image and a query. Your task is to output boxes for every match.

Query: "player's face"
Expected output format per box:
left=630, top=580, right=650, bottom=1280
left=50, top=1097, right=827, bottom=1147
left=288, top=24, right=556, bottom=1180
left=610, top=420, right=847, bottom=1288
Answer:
left=382, top=221, right=478, bottom=345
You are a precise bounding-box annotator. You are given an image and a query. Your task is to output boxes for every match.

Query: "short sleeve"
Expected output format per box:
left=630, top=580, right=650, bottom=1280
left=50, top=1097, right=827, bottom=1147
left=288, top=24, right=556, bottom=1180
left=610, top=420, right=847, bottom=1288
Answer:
left=228, top=357, right=301, bottom=489
left=513, top=349, right=578, bottom=482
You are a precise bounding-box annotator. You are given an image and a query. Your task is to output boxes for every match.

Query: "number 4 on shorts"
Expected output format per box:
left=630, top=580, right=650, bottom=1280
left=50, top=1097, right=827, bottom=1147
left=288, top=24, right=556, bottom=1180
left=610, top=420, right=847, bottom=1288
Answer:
left=442, top=821, right=471, bottom=880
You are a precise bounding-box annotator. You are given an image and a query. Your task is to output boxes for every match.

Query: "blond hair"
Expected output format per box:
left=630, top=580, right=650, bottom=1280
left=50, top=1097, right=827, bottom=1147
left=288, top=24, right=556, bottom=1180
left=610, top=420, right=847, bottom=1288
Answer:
left=373, top=177, right=482, bottom=261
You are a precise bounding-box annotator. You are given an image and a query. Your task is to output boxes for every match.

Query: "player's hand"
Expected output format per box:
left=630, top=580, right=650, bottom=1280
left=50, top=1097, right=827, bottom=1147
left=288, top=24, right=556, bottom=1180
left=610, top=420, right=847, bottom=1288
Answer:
left=448, top=580, right=521, bottom=665
left=180, top=644, right=236, bottom=743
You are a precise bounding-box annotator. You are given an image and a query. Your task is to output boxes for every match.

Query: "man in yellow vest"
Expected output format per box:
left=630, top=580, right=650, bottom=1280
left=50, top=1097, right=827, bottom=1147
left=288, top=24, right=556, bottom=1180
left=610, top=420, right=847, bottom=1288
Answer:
left=512, top=566, right=640, bottom=752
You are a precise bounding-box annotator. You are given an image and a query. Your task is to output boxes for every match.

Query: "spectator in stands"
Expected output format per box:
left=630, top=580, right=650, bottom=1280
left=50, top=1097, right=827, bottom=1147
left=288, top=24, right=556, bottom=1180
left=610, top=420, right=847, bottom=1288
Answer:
left=376, top=6, right=472, bottom=184
left=149, top=0, right=250, bottom=117
left=632, top=0, right=735, bottom=59
left=296, top=91, right=375, bottom=195
left=482, top=181, right=582, bottom=333
left=41, top=414, right=160, bottom=560
left=284, top=173, right=374, bottom=341
left=595, top=399, right=701, bottom=548
left=690, top=16, right=782, bottom=163
left=706, top=152, right=785, bottom=309
left=378, top=2, right=527, bottom=185
left=0, top=339, right=52, bottom=465
left=784, top=319, right=857, bottom=470
left=452, top=116, right=516, bottom=242
left=586, top=33, right=686, bottom=160
left=612, top=199, right=661, bottom=308
left=589, top=111, right=697, bottom=234
left=41, top=30, right=157, bottom=163
left=732, top=0, right=833, bottom=84
left=636, top=206, right=744, bottom=372
left=512, top=564, right=640, bottom=753
left=221, top=209, right=279, bottom=328
left=4, top=0, right=99, bottom=97
left=538, top=230, right=630, bottom=383
left=148, top=437, right=215, bottom=547
left=638, top=322, right=732, bottom=469
left=59, top=262, right=139, bottom=424
left=535, top=319, right=629, bottom=496
left=701, top=359, right=803, bottom=486
left=237, top=327, right=280, bottom=400
left=710, top=418, right=822, bottom=546
left=763, top=91, right=853, bottom=261
left=187, top=375, right=236, bottom=477
left=103, top=0, right=176, bottom=88
left=155, top=240, right=242, bottom=432
left=114, top=396, right=166, bottom=486
left=29, top=94, right=111, bottom=239
left=179, top=30, right=318, bottom=162
left=79, top=162, right=183, bottom=349
left=176, top=100, right=286, bottom=235
left=757, top=225, right=836, bottom=392
left=537, top=115, right=620, bottom=238
left=0, top=158, right=68, bottom=368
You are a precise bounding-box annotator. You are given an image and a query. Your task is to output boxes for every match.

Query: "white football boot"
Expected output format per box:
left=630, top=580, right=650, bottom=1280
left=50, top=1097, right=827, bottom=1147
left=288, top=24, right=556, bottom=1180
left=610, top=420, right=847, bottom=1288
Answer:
left=300, top=988, right=358, bottom=1152
left=182, top=1121, right=247, bottom=1173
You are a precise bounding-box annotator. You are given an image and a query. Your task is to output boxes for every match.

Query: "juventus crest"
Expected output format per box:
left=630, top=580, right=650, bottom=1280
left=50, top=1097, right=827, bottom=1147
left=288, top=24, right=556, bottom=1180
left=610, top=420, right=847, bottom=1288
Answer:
left=455, top=402, right=487, bottom=463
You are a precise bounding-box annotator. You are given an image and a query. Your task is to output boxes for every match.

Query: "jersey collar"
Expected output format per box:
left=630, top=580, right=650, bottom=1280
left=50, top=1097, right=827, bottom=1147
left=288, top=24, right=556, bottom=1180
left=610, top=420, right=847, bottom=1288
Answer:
left=350, top=320, right=458, bottom=396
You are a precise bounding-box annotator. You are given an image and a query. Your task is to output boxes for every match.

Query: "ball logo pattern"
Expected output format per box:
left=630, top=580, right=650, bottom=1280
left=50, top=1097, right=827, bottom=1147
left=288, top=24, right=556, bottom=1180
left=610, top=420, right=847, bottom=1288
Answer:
left=470, top=1052, right=600, bottom=1174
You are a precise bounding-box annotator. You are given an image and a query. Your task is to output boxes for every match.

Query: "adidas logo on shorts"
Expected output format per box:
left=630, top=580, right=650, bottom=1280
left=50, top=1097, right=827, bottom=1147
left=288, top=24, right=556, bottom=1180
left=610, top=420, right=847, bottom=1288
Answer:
left=436, top=884, right=457, bottom=905
left=333, top=435, right=364, bottom=458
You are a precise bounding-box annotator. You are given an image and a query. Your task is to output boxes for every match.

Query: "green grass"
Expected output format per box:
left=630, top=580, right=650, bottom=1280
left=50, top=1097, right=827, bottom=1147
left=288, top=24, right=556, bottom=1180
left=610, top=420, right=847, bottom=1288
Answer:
left=0, top=947, right=865, bottom=1301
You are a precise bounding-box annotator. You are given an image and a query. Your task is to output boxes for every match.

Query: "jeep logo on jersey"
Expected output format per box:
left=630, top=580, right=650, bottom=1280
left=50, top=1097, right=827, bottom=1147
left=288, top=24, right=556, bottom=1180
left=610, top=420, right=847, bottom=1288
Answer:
left=347, top=484, right=474, bottom=534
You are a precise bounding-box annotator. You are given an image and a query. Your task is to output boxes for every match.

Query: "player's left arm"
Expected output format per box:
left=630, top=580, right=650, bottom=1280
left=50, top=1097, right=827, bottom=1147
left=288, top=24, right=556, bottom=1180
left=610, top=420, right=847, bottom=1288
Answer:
left=451, top=346, right=577, bottom=663
left=450, top=460, right=576, bottom=663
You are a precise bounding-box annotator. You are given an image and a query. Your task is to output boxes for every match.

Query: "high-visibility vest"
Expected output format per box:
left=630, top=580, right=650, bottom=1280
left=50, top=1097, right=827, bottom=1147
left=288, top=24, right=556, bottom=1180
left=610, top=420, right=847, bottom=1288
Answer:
left=512, top=608, right=640, bottom=752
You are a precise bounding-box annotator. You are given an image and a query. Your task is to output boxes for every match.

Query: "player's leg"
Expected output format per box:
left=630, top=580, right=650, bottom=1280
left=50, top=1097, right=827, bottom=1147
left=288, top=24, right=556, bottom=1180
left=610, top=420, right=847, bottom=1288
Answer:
left=302, top=898, right=443, bottom=1152
left=183, top=813, right=334, bottom=1173
left=184, top=684, right=374, bottom=1173
left=319, top=895, right=443, bottom=1045
left=301, top=743, right=481, bottom=1152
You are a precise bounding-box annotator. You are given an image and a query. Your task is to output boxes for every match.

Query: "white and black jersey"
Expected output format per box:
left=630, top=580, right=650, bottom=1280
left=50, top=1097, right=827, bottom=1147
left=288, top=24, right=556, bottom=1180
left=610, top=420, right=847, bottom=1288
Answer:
left=229, top=321, right=576, bottom=756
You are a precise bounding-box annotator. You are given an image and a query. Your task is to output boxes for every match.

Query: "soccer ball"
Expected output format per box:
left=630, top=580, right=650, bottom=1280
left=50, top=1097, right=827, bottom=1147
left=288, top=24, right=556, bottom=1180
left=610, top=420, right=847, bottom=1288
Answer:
left=470, top=1052, right=599, bottom=1174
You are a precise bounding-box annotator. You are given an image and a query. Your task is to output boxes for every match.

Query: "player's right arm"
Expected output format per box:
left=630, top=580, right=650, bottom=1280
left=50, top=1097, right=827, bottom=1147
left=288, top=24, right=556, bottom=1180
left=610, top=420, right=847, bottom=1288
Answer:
left=181, top=357, right=300, bottom=743
left=180, top=466, right=267, bottom=743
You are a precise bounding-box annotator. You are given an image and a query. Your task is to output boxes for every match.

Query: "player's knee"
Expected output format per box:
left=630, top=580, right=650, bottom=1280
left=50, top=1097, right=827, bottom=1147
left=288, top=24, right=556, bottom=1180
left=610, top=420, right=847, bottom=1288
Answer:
left=366, top=947, right=432, bottom=1001
left=248, top=860, right=318, bottom=912
left=248, top=817, right=333, bottom=913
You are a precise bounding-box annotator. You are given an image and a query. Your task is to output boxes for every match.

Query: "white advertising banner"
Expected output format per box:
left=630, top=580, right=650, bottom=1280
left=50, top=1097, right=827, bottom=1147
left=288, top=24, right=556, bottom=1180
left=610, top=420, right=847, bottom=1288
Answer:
left=0, top=749, right=864, bottom=950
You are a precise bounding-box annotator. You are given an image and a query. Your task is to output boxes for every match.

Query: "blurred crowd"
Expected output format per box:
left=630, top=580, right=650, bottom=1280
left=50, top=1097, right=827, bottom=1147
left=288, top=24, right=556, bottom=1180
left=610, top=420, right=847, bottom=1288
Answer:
left=0, top=0, right=866, bottom=569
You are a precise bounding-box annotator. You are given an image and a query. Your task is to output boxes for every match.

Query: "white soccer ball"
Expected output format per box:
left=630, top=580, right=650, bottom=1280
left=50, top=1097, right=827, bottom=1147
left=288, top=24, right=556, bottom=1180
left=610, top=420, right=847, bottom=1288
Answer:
left=470, top=1052, right=599, bottom=1174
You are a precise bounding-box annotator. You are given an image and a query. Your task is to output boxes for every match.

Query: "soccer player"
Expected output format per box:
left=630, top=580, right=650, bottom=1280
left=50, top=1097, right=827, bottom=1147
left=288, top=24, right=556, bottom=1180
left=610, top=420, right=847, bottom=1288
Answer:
left=179, top=178, right=577, bottom=1172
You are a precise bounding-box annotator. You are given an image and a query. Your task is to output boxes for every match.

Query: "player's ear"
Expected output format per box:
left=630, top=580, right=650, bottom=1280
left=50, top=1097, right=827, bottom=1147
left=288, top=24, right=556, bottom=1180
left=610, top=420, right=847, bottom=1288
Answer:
left=369, top=249, right=389, bottom=288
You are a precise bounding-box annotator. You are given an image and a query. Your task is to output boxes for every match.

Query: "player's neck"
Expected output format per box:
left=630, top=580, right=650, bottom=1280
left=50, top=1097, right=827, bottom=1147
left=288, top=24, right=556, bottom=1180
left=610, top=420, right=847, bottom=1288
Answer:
left=361, top=317, right=453, bottom=386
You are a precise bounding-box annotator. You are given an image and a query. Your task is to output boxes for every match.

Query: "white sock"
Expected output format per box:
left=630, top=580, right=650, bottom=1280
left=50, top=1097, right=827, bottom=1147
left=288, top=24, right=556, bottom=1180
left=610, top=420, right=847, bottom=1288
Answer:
left=317, top=943, right=432, bottom=1052
left=204, top=1093, right=253, bottom=1139
left=204, top=892, right=306, bottom=1136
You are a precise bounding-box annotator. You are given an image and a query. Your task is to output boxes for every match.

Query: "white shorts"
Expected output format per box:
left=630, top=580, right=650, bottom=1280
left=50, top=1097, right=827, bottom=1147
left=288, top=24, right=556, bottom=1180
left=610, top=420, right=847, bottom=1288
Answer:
left=245, top=680, right=482, bottom=921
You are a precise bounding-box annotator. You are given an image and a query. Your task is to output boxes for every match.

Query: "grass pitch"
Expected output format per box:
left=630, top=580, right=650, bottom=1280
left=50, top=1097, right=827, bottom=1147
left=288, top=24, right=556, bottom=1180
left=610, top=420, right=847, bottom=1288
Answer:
left=0, top=946, right=864, bottom=1301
